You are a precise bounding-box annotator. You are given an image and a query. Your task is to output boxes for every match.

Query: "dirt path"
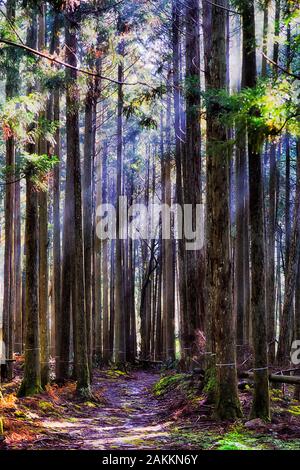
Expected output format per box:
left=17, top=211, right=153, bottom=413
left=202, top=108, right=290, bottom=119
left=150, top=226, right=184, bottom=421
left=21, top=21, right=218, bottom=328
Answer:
left=35, top=371, right=181, bottom=450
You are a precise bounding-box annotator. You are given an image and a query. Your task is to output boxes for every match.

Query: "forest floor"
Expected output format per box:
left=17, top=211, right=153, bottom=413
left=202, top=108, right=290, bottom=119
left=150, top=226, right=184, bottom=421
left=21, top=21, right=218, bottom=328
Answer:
left=1, top=365, right=300, bottom=450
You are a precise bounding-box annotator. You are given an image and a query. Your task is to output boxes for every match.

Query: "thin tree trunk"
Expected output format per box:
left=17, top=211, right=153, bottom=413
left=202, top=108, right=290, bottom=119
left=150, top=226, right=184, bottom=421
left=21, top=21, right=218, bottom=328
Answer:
left=65, top=10, right=90, bottom=396
left=277, top=142, right=300, bottom=366
left=241, top=0, right=270, bottom=419
left=50, top=12, right=62, bottom=380
left=102, top=141, right=110, bottom=363
left=163, top=89, right=175, bottom=362
left=2, top=0, right=18, bottom=381
left=183, top=0, right=205, bottom=362
left=114, top=17, right=126, bottom=363
left=83, top=63, right=94, bottom=371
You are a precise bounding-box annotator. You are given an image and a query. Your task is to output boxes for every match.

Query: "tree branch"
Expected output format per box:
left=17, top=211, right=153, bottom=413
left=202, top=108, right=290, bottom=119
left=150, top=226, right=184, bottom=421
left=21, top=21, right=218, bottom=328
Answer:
left=262, top=52, right=300, bottom=80
left=0, top=38, right=153, bottom=88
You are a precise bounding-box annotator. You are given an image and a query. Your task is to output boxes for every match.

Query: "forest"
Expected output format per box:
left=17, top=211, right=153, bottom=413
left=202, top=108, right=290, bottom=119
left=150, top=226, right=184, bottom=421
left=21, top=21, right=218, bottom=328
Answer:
left=0, top=0, right=300, bottom=454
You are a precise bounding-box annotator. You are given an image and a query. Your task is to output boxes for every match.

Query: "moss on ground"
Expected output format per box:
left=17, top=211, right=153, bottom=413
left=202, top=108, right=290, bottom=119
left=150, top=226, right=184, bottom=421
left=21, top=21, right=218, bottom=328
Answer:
left=172, top=424, right=300, bottom=451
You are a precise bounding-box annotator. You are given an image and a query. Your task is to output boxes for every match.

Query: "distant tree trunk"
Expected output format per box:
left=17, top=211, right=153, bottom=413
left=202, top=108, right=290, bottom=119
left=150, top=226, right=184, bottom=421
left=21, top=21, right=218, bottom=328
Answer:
left=273, top=0, right=280, bottom=74
left=13, top=0, right=22, bottom=358
left=65, top=10, right=90, bottom=396
left=110, top=238, right=115, bottom=360
left=2, top=0, right=18, bottom=381
left=183, top=0, right=205, bottom=361
left=126, top=170, right=136, bottom=362
left=266, top=3, right=281, bottom=364
left=267, top=143, right=277, bottom=363
left=114, top=17, right=126, bottom=363
left=94, top=138, right=102, bottom=362
left=109, top=172, right=116, bottom=360
left=163, top=89, right=175, bottom=362
left=130, top=240, right=137, bottom=360
left=172, top=0, right=187, bottom=363
left=50, top=12, right=61, bottom=380
left=102, top=141, right=110, bottom=364
left=155, top=247, right=163, bottom=361
left=261, top=0, right=270, bottom=77
left=235, top=139, right=246, bottom=347
left=93, top=51, right=103, bottom=363
left=83, top=59, right=94, bottom=372
left=241, top=0, right=270, bottom=420
left=14, top=169, right=22, bottom=356
left=295, top=164, right=300, bottom=399
left=277, top=142, right=300, bottom=366
left=285, top=137, right=291, bottom=270
left=204, top=0, right=242, bottom=420
left=140, top=148, right=152, bottom=359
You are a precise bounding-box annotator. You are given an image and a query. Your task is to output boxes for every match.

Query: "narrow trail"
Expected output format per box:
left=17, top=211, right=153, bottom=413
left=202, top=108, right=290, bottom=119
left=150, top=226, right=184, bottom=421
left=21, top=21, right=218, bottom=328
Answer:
left=38, top=371, right=182, bottom=450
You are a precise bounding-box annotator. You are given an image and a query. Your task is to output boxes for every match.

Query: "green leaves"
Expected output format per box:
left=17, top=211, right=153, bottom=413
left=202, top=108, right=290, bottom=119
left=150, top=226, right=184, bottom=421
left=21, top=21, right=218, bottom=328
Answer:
left=21, top=152, right=59, bottom=190
left=203, top=78, right=300, bottom=151
left=0, top=93, right=46, bottom=144
left=0, top=92, right=59, bottom=147
left=0, top=152, right=59, bottom=190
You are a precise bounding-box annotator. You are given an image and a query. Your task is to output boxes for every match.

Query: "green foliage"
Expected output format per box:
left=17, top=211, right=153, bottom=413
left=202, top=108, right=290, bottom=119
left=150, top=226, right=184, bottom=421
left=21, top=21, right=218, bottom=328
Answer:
left=0, top=93, right=46, bottom=143
left=124, top=85, right=167, bottom=129
left=204, top=78, right=300, bottom=152
left=1, top=153, right=58, bottom=190
left=20, top=153, right=58, bottom=190
left=36, top=67, right=66, bottom=92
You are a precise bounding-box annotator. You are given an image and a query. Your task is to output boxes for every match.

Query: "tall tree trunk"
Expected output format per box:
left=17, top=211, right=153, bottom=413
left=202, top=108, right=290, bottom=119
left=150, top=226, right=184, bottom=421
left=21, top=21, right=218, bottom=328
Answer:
left=50, top=12, right=62, bottom=380
left=183, top=0, right=205, bottom=362
left=65, top=10, right=90, bottom=396
left=235, top=139, right=246, bottom=347
left=241, top=0, right=270, bottom=419
left=102, top=141, right=110, bottom=363
left=2, top=0, right=18, bottom=381
left=267, top=142, right=277, bottom=363
left=204, top=0, right=242, bottom=420
left=83, top=64, right=94, bottom=372
left=277, top=142, right=300, bottom=365
left=18, top=175, right=42, bottom=397
left=163, top=89, right=175, bottom=362
left=37, top=4, right=49, bottom=389
left=114, top=17, right=126, bottom=363
left=17, top=13, right=41, bottom=397
left=172, top=0, right=187, bottom=363
left=14, top=169, right=22, bottom=356
left=266, top=2, right=281, bottom=364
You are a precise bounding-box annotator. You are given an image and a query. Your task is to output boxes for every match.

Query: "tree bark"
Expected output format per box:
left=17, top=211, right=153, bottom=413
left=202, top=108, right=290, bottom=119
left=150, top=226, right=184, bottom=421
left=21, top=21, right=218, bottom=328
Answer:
left=183, top=0, right=205, bottom=360
left=204, top=0, right=242, bottom=420
left=241, top=0, right=270, bottom=420
left=114, top=17, right=126, bottom=363
left=65, top=10, right=90, bottom=396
